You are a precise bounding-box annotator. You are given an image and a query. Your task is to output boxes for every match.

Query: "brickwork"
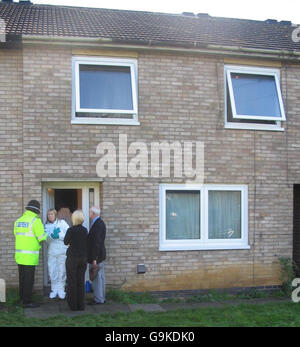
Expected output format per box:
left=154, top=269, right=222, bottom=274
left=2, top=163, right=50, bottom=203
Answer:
left=1, top=46, right=299, bottom=292
left=0, top=49, right=23, bottom=286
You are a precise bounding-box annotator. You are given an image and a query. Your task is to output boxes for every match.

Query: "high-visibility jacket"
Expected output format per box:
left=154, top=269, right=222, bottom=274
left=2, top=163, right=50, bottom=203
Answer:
left=14, top=210, right=47, bottom=266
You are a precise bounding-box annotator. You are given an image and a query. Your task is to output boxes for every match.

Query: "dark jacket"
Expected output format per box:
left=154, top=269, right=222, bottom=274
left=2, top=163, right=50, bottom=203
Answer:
left=64, top=224, right=88, bottom=259
left=87, top=217, right=106, bottom=264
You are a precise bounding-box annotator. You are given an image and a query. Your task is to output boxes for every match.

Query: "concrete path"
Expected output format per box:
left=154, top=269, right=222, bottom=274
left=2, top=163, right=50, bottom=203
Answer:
left=23, top=296, right=290, bottom=319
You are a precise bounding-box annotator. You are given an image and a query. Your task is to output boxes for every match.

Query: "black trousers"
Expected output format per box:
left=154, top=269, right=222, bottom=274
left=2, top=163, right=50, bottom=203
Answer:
left=18, top=264, right=35, bottom=304
left=66, top=256, right=87, bottom=311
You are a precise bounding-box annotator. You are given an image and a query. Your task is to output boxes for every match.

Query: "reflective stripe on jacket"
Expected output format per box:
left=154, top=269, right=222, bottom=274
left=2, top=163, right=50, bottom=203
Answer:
left=14, top=210, right=47, bottom=265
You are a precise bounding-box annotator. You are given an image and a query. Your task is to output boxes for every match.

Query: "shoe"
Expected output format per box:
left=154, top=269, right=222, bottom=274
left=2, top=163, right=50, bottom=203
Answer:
left=88, top=300, right=105, bottom=305
left=58, top=291, right=66, bottom=300
left=49, top=291, right=57, bottom=299
left=23, top=302, right=40, bottom=309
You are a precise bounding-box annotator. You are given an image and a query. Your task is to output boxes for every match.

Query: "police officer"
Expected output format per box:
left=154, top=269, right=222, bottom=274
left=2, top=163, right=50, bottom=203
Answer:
left=14, top=200, right=47, bottom=308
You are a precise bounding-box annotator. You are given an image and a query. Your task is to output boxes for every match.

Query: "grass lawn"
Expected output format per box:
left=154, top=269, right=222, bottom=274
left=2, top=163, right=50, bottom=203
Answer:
left=1, top=302, right=300, bottom=327
left=1, top=289, right=300, bottom=327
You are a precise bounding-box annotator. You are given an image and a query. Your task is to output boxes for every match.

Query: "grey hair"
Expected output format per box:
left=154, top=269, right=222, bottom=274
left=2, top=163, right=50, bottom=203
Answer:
left=90, top=206, right=100, bottom=216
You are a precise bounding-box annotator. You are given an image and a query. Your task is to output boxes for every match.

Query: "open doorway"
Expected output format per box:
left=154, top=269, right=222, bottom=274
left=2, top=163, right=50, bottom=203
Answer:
left=55, top=189, right=82, bottom=213
left=46, top=188, right=82, bottom=226
left=42, top=181, right=100, bottom=287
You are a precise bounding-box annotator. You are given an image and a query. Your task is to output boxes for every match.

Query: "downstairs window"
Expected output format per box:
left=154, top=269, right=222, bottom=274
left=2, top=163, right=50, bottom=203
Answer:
left=159, top=184, right=249, bottom=251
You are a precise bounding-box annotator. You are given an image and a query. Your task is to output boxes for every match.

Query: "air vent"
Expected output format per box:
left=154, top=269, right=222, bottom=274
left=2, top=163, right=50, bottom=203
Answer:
left=265, top=19, right=278, bottom=24
left=279, top=20, right=292, bottom=26
left=182, top=12, right=195, bottom=17
left=197, top=13, right=210, bottom=18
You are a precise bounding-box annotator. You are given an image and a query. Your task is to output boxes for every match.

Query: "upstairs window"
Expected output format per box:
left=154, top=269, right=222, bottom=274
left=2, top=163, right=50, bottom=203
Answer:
left=225, top=65, right=286, bottom=130
left=72, top=57, right=138, bottom=125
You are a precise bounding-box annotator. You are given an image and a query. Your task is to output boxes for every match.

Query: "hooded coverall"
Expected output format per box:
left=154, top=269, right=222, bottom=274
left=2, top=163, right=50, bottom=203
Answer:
left=45, top=219, right=69, bottom=299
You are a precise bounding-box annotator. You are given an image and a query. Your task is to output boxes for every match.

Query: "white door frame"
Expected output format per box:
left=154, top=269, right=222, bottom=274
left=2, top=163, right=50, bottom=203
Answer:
left=42, top=181, right=100, bottom=287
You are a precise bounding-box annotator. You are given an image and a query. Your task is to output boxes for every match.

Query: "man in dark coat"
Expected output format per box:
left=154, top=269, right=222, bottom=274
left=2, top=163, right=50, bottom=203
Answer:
left=87, top=206, right=106, bottom=304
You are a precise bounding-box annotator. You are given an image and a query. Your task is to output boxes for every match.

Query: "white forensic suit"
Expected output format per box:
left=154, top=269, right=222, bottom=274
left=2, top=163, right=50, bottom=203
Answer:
left=45, top=219, right=69, bottom=299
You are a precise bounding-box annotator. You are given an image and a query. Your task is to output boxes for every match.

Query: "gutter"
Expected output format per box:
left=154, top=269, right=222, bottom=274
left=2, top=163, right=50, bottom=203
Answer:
left=21, top=34, right=300, bottom=62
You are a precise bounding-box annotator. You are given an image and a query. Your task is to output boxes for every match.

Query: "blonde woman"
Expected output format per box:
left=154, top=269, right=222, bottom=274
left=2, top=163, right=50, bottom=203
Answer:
left=45, top=209, right=69, bottom=299
left=63, top=210, right=88, bottom=311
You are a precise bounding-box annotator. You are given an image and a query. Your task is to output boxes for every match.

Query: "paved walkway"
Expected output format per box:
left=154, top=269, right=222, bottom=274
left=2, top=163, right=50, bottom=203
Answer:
left=24, top=296, right=290, bottom=319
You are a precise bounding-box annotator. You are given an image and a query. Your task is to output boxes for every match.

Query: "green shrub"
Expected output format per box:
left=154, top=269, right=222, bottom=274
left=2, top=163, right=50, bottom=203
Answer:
left=278, top=257, right=298, bottom=295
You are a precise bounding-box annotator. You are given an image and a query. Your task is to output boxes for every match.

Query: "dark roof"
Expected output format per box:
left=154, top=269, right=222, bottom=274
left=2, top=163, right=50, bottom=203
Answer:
left=0, top=2, right=299, bottom=52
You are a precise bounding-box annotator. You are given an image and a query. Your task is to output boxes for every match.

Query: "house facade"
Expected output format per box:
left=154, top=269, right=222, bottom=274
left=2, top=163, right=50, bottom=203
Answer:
left=0, top=1, right=300, bottom=293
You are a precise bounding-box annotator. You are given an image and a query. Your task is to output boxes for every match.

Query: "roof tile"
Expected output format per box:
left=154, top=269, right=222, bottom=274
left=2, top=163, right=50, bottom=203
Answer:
left=0, top=2, right=299, bottom=52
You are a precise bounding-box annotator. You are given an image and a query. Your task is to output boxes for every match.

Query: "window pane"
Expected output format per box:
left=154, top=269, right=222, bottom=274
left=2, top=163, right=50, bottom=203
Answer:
left=79, top=65, right=133, bottom=111
left=226, top=87, right=277, bottom=125
left=208, top=191, right=241, bottom=239
left=230, top=73, right=281, bottom=118
left=166, top=190, right=200, bottom=240
left=89, top=188, right=94, bottom=209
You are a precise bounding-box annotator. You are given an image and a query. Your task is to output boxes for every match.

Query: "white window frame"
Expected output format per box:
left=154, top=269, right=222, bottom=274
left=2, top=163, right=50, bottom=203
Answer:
left=72, top=56, right=139, bottom=126
left=224, top=65, right=285, bottom=131
left=159, top=184, right=249, bottom=251
left=226, top=65, right=286, bottom=121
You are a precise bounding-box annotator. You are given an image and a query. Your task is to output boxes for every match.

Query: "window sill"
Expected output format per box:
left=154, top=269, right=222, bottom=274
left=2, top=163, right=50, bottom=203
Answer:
left=225, top=123, right=284, bottom=131
left=71, top=118, right=140, bottom=126
left=159, top=243, right=250, bottom=251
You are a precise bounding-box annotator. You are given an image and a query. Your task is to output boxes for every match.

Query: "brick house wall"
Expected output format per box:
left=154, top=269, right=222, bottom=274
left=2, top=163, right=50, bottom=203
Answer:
left=1, top=44, right=299, bottom=292
left=0, top=48, right=24, bottom=286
